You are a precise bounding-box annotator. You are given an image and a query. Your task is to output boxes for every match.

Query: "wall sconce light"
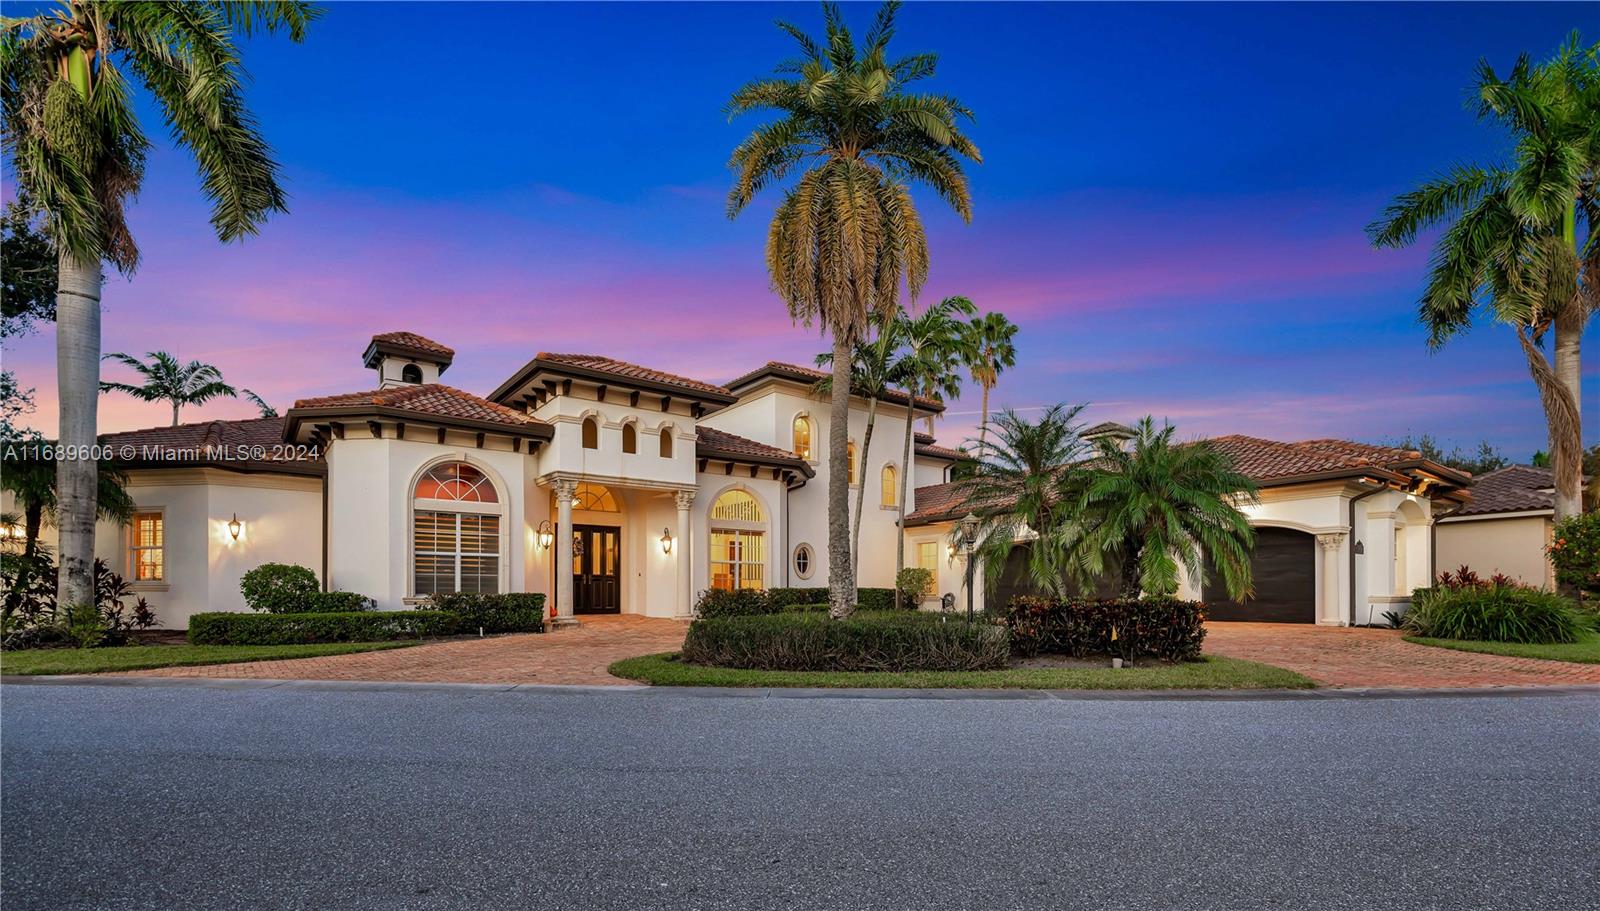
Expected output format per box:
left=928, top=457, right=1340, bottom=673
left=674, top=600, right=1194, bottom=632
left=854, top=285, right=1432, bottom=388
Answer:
left=227, top=513, right=243, bottom=541
left=536, top=520, right=554, bottom=550
left=660, top=527, right=673, bottom=555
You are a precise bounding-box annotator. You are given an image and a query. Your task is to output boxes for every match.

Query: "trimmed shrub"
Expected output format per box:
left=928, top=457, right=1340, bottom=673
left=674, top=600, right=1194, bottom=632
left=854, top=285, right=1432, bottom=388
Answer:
left=303, top=591, right=375, bottom=613
left=694, top=588, right=772, bottom=619
left=681, top=610, right=1009, bottom=672
left=429, top=592, right=546, bottom=631
left=1548, top=513, right=1600, bottom=595
left=857, top=588, right=896, bottom=611
left=896, top=568, right=934, bottom=609
left=240, top=563, right=320, bottom=613
left=765, top=587, right=830, bottom=607
left=1403, top=584, right=1585, bottom=644
left=1000, top=596, right=1207, bottom=662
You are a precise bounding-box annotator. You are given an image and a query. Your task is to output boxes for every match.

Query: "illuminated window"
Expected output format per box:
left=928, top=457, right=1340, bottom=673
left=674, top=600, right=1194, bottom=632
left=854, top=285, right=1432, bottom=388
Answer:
left=916, top=541, right=940, bottom=571
left=573, top=482, right=619, bottom=512
left=413, top=462, right=501, bottom=596
left=581, top=417, right=599, bottom=449
left=622, top=422, right=637, bottom=454
left=881, top=464, right=898, bottom=507
left=792, top=415, right=813, bottom=461
left=129, top=512, right=164, bottom=582
left=659, top=427, right=674, bottom=458
left=847, top=441, right=858, bottom=484
left=709, top=489, right=766, bottom=591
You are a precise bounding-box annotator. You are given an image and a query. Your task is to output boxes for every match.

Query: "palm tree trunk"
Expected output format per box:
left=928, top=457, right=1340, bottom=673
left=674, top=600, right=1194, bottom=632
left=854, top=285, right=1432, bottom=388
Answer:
left=55, top=250, right=102, bottom=611
left=850, top=395, right=879, bottom=589
left=895, top=407, right=915, bottom=597
left=826, top=332, right=855, bottom=619
left=1552, top=308, right=1582, bottom=520
left=1516, top=324, right=1581, bottom=522
left=171, top=400, right=180, bottom=426
left=978, top=382, right=991, bottom=452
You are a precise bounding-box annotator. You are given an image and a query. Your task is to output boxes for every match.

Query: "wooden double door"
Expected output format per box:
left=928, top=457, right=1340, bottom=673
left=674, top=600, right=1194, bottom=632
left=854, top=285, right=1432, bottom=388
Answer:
left=572, top=525, right=621, bottom=614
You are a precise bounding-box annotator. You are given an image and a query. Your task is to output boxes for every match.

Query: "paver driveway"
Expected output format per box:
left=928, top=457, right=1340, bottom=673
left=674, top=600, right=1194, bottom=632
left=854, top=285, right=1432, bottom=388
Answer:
left=119, top=615, right=688, bottom=686
left=1205, top=621, right=1600, bottom=688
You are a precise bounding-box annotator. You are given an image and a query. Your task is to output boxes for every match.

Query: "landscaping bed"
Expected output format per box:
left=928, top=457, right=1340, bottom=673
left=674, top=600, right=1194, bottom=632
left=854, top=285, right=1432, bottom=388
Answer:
left=0, top=641, right=417, bottom=676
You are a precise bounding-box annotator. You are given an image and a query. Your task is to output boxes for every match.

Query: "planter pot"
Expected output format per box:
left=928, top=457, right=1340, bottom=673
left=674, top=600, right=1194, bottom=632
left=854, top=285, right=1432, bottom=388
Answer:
left=1111, top=658, right=1124, bottom=669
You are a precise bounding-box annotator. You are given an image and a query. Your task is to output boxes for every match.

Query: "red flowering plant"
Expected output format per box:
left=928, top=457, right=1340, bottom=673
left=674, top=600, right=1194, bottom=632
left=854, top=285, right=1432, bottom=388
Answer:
left=1547, top=513, right=1600, bottom=597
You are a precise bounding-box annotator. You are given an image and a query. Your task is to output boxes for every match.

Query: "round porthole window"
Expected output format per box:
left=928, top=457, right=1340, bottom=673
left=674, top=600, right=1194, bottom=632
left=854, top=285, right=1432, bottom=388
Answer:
left=793, top=543, right=814, bottom=579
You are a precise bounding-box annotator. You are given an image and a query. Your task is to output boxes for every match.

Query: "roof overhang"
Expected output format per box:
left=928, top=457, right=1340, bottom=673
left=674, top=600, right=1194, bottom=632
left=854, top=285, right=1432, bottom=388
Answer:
left=362, top=339, right=453, bottom=374
left=489, top=357, right=738, bottom=414
left=726, top=363, right=945, bottom=416
left=283, top=404, right=553, bottom=446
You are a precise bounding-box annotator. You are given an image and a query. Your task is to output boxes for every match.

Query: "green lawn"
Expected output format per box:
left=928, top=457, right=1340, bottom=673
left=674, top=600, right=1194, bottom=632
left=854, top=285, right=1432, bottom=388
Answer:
left=608, top=652, right=1316, bottom=690
left=1403, top=629, right=1600, bottom=664
left=0, top=641, right=417, bottom=676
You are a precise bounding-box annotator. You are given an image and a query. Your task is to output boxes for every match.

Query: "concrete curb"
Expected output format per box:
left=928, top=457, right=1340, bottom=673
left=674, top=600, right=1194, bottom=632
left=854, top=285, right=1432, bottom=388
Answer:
left=6, top=674, right=1600, bottom=702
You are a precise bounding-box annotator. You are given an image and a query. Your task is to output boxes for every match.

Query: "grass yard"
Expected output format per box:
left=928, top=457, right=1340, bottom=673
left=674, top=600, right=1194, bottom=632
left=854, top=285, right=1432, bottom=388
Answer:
left=609, top=652, right=1315, bottom=690
left=1403, top=629, right=1600, bottom=664
left=0, top=641, right=417, bottom=676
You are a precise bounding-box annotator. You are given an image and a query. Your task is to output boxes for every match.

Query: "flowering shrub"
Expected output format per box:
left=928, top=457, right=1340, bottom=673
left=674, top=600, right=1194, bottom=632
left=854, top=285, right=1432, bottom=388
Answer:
left=1547, top=513, right=1600, bottom=595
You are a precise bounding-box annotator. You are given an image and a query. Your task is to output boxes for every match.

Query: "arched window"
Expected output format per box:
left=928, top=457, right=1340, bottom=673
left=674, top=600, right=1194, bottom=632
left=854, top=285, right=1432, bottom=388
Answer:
left=573, top=482, right=619, bottom=512
left=621, top=422, right=638, bottom=454
left=400, top=363, right=423, bottom=384
left=792, top=415, right=813, bottom=461
left=710, top=489, right=766, bottom=591
left=881, top=464, right=898, bottom=507
left=847, top=440, right=858, bottom=484
left=581, top=417, right=599, bottom=449
left=413, top=461, right=502, bottom=596
left=659, top=427, right=674, bottom=458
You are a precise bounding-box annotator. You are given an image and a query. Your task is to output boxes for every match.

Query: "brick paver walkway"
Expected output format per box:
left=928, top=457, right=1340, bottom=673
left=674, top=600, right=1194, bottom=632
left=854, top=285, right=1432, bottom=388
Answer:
left=1205, top=622, right=1600, bottom=689
left=119, top=615, right=688, bottom=686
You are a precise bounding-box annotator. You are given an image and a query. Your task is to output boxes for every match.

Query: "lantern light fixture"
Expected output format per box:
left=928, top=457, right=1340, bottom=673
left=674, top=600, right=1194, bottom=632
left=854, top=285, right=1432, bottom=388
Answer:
left=536, top=520, right=554, bottom=549
left=660, top=527, right=673, bottom=554
left=228, top=513, right=243, bottom=541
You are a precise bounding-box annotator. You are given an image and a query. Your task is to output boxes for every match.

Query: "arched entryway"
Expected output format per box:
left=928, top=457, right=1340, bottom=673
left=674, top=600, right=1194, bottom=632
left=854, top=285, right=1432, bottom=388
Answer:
left=569, top=482, right=622, bottom=614
left=1204, top=526, right=1316, bottom=623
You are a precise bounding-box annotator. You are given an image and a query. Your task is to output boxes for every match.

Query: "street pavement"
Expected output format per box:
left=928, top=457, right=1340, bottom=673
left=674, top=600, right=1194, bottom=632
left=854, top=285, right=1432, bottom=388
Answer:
left=3, top=680, right=1597, bottom=910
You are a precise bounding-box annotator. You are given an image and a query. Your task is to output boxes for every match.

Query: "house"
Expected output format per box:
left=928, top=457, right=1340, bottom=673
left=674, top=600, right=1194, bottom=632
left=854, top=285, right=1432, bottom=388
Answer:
left=1434, top=465, right=1556, bottom=588
left=5, top=332, right=1482, bottom=629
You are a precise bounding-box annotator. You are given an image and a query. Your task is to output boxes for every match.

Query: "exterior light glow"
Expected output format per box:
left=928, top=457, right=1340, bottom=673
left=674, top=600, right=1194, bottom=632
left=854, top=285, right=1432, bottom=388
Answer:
left=660, top=527, right=673, bottom=554
left=536, top=520, right=554, bottom=549
left=228, top=513, right=243, bottom=541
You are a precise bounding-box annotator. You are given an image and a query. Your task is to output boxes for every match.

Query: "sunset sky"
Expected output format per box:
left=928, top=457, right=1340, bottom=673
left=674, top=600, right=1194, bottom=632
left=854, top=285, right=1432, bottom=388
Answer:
left=3, top=1, right=1594, bottom=458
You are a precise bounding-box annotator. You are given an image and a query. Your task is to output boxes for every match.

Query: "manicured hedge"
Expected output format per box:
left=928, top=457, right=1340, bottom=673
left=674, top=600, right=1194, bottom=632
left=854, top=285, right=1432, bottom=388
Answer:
left=1403, top=584, right=1585, bottom=644
left=694, top=586, right=900, bottom=619
left=429, top=592, right=547, bottom=631
left=303, top=591, right=375, bottom=612
left=189, top=593, right=546, bottom=646
left=681, top=610, right=1009, bottom=672
left=1000, top=596, right=1206, bottom=662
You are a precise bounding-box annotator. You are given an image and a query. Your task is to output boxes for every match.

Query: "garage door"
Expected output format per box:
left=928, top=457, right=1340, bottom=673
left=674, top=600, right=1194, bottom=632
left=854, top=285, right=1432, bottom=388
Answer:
left=992, top=544, right=1121, bottom=609
left=1203, top=527, right=1316, bottom=623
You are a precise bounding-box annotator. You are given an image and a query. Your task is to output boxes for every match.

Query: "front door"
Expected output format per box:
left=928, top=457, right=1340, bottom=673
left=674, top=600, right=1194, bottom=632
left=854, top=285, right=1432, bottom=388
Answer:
left=573, top=525, right=621, bottom=614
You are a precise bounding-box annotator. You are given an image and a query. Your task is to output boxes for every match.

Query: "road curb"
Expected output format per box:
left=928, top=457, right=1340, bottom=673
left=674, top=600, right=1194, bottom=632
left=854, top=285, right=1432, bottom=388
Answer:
left=6, top=674, right=1600, bottom=702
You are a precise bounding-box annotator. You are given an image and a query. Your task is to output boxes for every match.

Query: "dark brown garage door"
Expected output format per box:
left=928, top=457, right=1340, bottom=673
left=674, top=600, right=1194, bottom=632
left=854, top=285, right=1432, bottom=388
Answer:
left=1204, top=527, right=1315, bottom=623
left=992, top=544, right=1121, bottom=609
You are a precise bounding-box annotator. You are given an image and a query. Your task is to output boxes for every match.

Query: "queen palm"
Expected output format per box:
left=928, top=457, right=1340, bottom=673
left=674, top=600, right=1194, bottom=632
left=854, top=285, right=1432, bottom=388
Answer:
left=893, top=294, right=975, bottom=590
left=101, top=351, right=239, bottom=426
left=3, top=1, right=316, bottom=607
left=964, top=311, right=1018, bottom=451
left=1072, top=418, right=1258, bottom=600
left=1367, top=34, right=1598, bottom=521
left=727, top=0, right=980, bottom=617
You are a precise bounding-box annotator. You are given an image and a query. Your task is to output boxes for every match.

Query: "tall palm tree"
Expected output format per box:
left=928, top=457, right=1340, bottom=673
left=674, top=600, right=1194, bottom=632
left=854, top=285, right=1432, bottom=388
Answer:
left=242, top=389, right=278, bottom=418
left=957, top=404, right=1095, bottom=597
left=964, top=311, right=1018, bottom=450
left=815, top=314, right=905, bottom=585
left=0, top=449, right=135, bottom=620
left=3, top=1, right=316, bottom=607
left=1072, top=418, right=1258, bottom=600
left=893, top=294, right=975, bottom=590
left=101, top=351, right=239, bottom=426
left=727, top=0, right=980, bottom=618
left=1367, top=34, right=1598, bottom=521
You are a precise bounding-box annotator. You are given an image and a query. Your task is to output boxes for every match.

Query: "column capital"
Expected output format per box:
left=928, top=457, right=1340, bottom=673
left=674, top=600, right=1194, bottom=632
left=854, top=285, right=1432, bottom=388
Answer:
left=674, top=489, right=697, bottom=511
left=1316, top=532, right=1346, bottom=551
left=553, top=477, right=579, bottom=502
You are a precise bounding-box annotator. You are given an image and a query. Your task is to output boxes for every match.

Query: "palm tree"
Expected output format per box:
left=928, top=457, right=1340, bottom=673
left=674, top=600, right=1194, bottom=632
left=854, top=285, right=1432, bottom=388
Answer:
left=815, top=313, right=905, bottom=585
left=242, top=389, right=278, bottom=418
left=1072, top=418, right=1258, bottom=600
left=964, top=311, right=1018, bottom=450
left=100, top=351, right=239, bottom=425
left=0, top=449, right=135, bottom=620
left=956, top=404, right=1095, bottom=597
left=727, top=0, right=980, bottom=618
left=3, top=1, right=316, bottom=609
left=893, top=294, right=975, bottom=591
left=1367, top=34, right=1598, bottom=522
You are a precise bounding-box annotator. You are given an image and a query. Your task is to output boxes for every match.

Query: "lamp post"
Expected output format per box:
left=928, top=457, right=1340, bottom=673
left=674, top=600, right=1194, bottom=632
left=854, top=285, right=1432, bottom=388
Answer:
left=959, top=512, right=979, bottom=623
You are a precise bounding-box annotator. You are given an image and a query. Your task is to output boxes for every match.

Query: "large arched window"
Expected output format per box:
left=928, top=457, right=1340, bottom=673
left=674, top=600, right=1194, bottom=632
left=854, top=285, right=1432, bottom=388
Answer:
left=621, top=422, right=638, bottom=454
left=581, top=417, right=599, bottom=449
left=792, top=414, right=813, bottom=461
left=881, top=464, right=898, bottom=507
left=847, top=440, right=858, bottom=484
left=413, top=461, right=502, bottom=596
left=710, top=489, right=767, bottom=591
left=573, top=482, right=619, bottom=512
left=659, top=427, right=674, bottom=458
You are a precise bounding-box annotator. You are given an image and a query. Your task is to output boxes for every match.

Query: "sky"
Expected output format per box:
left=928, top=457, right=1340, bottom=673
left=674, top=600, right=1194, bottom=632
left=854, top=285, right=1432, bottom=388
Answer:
left=2, top=1, right=1595, bottom=459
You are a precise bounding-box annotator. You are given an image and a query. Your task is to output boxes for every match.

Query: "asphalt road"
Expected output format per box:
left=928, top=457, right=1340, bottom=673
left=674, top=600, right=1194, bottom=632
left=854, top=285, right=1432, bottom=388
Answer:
left=3, top=680, right=1598, bottom=911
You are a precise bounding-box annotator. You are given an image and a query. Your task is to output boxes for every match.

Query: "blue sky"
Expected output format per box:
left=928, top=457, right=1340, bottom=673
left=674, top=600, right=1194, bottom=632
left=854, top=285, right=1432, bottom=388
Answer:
left=4, top=1, right=1594, bottom=458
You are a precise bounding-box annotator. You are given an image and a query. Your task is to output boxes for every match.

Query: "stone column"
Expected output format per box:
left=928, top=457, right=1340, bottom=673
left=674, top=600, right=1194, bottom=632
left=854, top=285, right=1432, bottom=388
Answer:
left=675, top=489, right=696, bottom=618
left=554, top=478, right=578, bottom=621
left=1317, top=533, right=1347, bottom=626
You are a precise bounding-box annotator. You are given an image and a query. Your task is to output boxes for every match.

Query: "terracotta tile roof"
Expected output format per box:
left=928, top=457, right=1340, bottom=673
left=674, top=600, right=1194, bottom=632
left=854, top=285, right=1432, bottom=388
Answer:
left=370, top=331, right=454, bottom=360
left=536, top=353, right=731, bottom=396
left=1205, top=435, right=1424, bottom=484
left=292, top=384, right=544, bottom=430
left=1448, top=465, right=1554, bottom=517
left=915, top=441, right=966, bottom=461
left=695, top=426, right=813, bottom=476
left=99, top=417, right=320, bottom=471
left=726, top=361, right=945, bottom=412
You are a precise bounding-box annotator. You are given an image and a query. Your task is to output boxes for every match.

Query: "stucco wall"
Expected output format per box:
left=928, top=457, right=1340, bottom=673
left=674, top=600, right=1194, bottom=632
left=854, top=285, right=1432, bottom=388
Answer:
left=1436, top=514, right=1554, bottom=589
